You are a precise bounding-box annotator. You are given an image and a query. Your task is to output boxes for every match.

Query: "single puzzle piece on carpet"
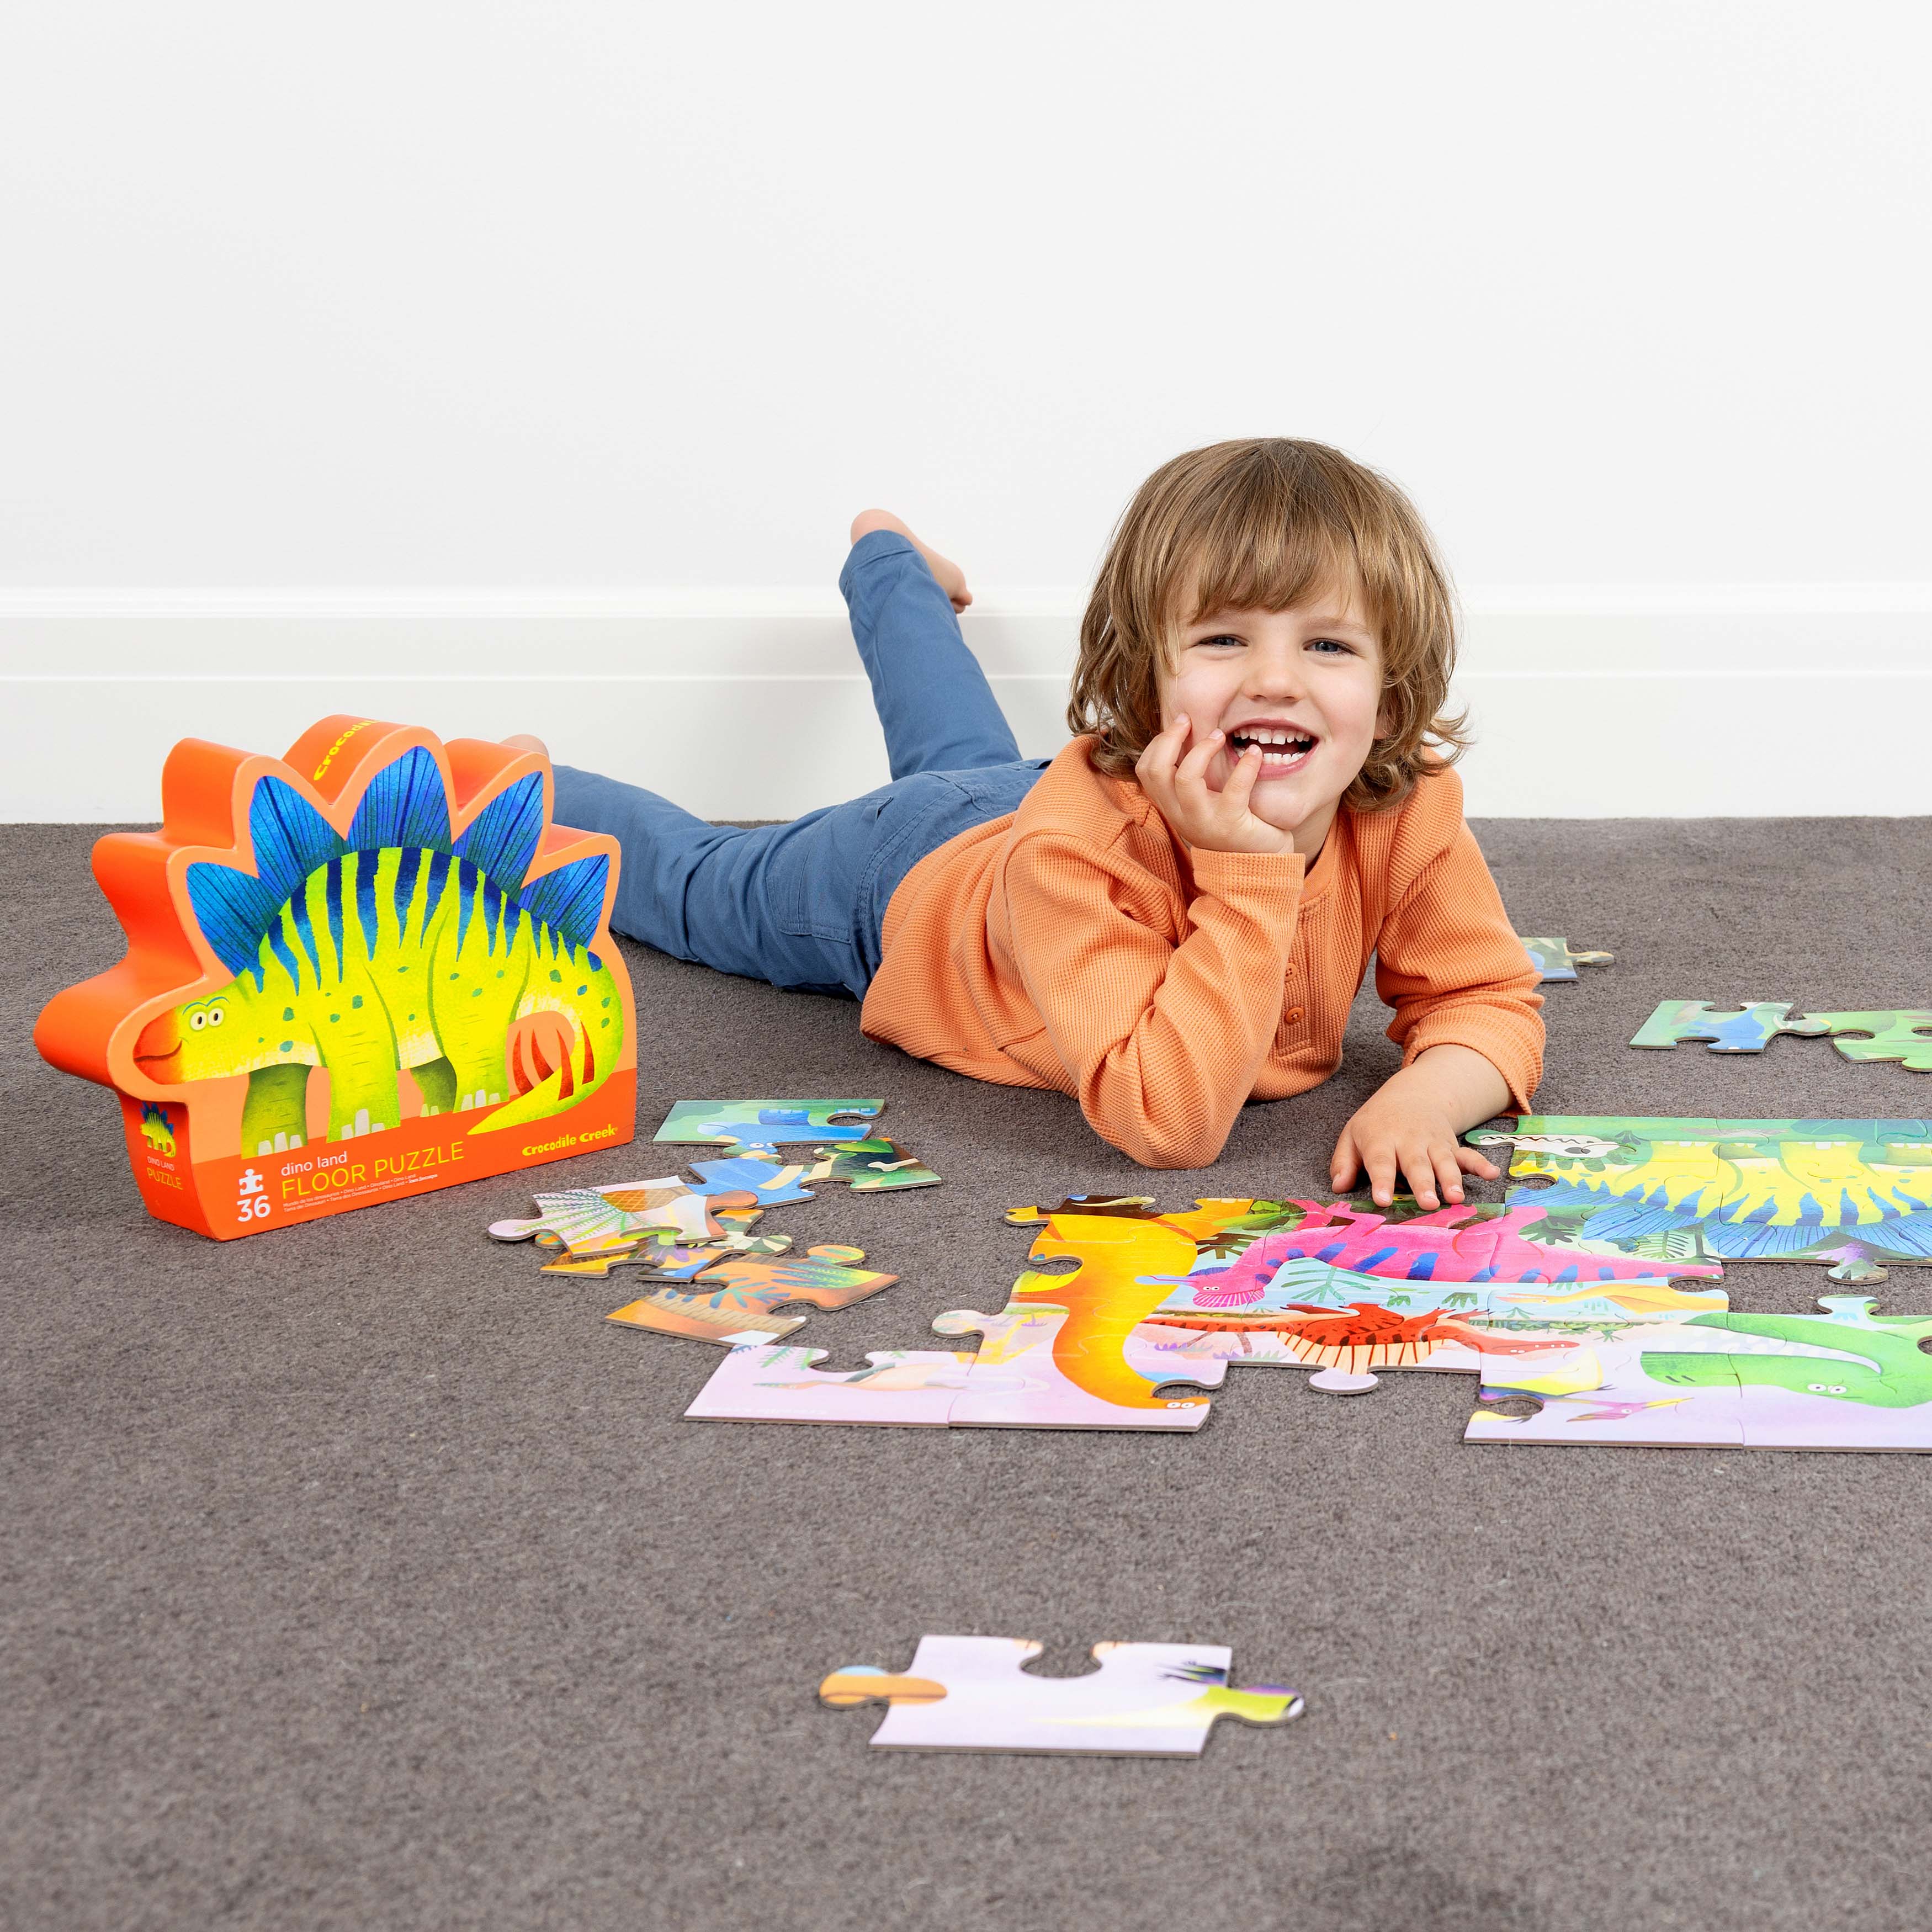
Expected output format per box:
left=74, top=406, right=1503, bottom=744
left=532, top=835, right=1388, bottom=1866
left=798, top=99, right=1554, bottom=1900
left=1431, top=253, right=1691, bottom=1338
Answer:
left=607, top=1245, right=898, bottom=1346
left=819, top=1636, right=1303, bottom=1756
left=1520, top=936, right=1614, bottom=982
left=1628, top=1001, right=1832, bottom=1054
left=654, top=1098, right=885, bottom=1147
left=1803, top=1011, right=1932, bottom=1074
left=487, top=1176, right=765, bottom=1275
left=682, top=1344, right=974, bottom=1424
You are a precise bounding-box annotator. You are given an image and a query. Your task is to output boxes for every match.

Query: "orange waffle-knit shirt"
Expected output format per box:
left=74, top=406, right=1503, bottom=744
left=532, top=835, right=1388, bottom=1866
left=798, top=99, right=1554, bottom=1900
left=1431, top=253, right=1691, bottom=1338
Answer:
left=859, top=736, right=1543, bottom=1169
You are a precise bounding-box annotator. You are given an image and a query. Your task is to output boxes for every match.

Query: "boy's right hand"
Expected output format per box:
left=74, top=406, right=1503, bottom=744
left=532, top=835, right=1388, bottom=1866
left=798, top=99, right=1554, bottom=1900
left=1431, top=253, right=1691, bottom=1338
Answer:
left=1135, top=714, right=1294, bottom=856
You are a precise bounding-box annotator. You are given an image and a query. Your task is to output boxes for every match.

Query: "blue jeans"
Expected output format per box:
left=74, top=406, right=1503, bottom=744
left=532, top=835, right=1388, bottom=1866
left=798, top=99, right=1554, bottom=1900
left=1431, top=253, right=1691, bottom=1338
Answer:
left=553, top=530, right=1050, bottom=999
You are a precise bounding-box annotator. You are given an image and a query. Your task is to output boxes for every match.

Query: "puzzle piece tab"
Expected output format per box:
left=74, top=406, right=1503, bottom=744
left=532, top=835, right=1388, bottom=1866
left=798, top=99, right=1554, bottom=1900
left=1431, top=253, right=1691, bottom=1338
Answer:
left=1806, top=1011, right=1932, bottom=1073
left=820, top=1636, right=1303, bottom=1756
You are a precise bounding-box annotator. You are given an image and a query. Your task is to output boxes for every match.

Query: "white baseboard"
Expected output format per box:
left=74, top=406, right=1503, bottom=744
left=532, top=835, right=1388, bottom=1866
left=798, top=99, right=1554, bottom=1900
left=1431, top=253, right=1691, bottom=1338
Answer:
left=4, top=586, right=1929, bottom=820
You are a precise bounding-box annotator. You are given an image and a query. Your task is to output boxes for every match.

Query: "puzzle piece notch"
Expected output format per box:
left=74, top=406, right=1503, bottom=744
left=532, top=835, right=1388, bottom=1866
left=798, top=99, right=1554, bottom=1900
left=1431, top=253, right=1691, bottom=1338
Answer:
left=1629, top=1001, right=1832, bottom=1054
left=653, top=1098, right=886, bottom=1147
left=1520, top=936, right=1614, bottom=982
left=819, top=1635, right=1303, bottom=1756
left=682, top=1344, right=973, bottom=1424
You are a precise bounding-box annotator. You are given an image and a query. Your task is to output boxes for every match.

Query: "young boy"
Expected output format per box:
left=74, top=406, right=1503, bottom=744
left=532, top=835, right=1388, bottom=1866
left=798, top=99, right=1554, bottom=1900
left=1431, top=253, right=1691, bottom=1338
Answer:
left=554, top=438, right=1542, bottom=1198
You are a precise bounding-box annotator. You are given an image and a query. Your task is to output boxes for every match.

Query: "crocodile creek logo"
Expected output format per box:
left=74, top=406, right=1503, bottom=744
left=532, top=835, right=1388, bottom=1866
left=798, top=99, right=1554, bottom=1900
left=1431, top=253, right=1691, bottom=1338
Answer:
left=132, top=747, right=623, bottom=1156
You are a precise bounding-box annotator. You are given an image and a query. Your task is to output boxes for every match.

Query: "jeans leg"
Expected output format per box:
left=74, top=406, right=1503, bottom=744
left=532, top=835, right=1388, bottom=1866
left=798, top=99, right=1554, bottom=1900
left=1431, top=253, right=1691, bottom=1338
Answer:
left=838, top=529, right=1023, bottom=778
left=552, top=766, right=866, bottom=994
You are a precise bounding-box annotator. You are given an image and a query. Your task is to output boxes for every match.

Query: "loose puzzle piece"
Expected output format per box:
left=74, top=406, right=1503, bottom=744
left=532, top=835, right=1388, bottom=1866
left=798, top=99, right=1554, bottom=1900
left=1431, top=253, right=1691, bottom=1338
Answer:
left=1629, top=1001, right=1832, bottom=1054
left=1473, top=1117, right=1932, bottom=1273
left=682, top=1344, right=973, bottom=1425
left=654, top=1098, right=885, bottom=1147
left=1806, top=1011, right=1932, bottom=1074
left=1520, top=936, right=1614, bottom=981
left=606, top=1245, right=898, bottom=1346
left=486, top=1176, right=766, bottom=1275
left=819, top=1636, right=1303, bottom=1756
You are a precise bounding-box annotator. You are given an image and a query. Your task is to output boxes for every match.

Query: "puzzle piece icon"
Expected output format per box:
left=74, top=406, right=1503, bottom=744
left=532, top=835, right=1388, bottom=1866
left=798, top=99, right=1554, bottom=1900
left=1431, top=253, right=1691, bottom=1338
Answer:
left=607, top=1244, right=898, bottom=1346
left=1520, top=936, right=1614, bottom=981
left=654, top=1098, right=885, bottom=1147
left=819, top=1636, right=1303, bottom=1756
left=487, top=1176, right=766, bottom=1275
left=1628, top=1001, right=1831, bottom=1053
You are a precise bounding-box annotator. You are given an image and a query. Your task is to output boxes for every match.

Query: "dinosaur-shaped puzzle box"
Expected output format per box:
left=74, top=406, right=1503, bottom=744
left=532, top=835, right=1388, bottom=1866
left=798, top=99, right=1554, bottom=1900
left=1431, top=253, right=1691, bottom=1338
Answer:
left=35, top=715, right=638, bottom=1239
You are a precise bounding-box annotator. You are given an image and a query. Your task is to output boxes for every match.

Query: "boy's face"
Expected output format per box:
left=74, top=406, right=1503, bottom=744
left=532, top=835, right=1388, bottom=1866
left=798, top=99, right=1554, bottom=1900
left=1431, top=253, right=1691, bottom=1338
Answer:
left=1154, top=586, right=1387, bottom=848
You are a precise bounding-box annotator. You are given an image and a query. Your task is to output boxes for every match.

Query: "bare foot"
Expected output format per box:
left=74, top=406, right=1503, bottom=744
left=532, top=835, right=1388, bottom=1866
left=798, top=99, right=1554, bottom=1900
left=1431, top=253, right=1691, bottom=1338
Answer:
left=849, top=508, right=973, bottom=612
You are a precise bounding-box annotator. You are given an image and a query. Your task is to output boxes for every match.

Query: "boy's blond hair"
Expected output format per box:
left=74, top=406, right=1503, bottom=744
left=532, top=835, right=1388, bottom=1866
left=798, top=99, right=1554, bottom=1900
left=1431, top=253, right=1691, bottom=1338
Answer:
left=1068, top=438, right=1468, bottom=811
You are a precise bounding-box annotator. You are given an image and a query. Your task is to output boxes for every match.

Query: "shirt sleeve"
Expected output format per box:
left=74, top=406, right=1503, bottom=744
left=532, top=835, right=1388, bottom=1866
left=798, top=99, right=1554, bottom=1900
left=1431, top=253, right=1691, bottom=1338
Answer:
left=1000, top=833, right=1305, bottom=1169
left=1372, top=821, right=1545, bottom=1111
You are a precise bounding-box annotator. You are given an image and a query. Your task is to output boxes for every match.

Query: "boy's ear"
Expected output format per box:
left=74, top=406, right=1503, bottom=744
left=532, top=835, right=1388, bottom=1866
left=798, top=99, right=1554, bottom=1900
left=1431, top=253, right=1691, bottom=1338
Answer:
left=1374, top=696, right=1397, bottom=740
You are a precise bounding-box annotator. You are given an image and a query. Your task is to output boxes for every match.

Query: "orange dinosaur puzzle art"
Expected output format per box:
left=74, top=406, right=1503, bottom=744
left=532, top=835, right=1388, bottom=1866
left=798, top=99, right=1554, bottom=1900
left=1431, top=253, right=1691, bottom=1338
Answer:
left=35, top=716, right=638, bottom=1240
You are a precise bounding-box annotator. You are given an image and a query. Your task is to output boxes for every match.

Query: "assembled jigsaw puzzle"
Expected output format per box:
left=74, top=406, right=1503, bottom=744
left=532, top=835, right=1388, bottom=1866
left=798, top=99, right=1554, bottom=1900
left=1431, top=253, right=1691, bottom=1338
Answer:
left=819, top=1636, right=1303, bottom=1755
left=1468, top=1116, right=1932, bottom=1274
left=35, top=715, right=637, bottom=1239
left=1466, top=1294, right=1932, bottom=1452
left=1520, top=936, right=1614, bottom=981
left=1631, top=1004, right=1932, bottom=1070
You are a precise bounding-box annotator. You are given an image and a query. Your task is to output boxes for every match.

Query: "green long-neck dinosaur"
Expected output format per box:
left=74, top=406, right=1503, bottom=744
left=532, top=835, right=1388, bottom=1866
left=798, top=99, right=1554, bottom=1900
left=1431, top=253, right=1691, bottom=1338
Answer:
left=1644, top=1304, right=1932, bottom=1409
left=135, top=751, right=622, bottom=1153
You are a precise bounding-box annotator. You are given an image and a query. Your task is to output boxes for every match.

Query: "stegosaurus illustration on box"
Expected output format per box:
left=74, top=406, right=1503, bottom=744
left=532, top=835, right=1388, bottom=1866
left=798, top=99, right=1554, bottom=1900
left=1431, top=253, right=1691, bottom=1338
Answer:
left=36, top=715, right=638, bottom=1240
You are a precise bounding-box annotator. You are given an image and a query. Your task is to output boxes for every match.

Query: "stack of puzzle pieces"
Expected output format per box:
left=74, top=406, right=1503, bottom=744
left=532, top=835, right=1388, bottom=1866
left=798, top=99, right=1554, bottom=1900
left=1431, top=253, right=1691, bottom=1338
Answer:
left=487, top=1100, right=938, bottom=1345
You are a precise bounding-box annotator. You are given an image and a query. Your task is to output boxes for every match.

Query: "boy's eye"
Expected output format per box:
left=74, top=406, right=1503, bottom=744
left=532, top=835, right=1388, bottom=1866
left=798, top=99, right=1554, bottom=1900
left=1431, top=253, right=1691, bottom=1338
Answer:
left=1195, top=634, right=1243, bottom=650
left=1308, top=638, right=1352, bottom=655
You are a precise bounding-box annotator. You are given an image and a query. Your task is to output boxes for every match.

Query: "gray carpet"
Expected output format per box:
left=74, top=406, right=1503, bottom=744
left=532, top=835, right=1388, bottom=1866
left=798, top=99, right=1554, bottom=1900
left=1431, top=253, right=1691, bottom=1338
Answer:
left=6, top=817, right=1931, bottom=1932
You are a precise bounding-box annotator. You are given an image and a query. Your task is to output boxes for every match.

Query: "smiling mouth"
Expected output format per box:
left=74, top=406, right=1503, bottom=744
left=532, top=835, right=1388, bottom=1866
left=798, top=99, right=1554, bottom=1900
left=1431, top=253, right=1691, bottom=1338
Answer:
left=1227, top=725, right=1317, bottom=773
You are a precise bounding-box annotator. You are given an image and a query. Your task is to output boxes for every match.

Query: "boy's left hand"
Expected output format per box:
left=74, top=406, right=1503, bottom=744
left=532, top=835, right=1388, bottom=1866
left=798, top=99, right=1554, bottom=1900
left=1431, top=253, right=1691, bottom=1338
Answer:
left=1328, top=1050, right=1506, bottom=1209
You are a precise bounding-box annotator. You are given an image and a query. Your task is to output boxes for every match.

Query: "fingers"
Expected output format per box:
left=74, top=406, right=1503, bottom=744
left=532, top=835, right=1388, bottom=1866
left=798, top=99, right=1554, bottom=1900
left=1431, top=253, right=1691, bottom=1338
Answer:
left=1362, top=1145, right=1402, bottom=1208
left=1171, top=726, right=1224, bottom=817
left=1455, top=1145, right=1501, bottom=1180
left=1431, top=1145, right=1468, bottom=1207
left=1221, top=740, right=1264, bottom=815
left=1329, top=1128, right=1361, bottom=1194
left=1135, top=715, right=1190, bottom=819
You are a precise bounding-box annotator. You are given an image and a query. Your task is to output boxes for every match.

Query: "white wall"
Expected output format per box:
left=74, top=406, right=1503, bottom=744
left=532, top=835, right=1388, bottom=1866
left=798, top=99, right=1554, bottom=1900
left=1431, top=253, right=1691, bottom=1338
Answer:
left=3, top=2, right=1930, bottom=816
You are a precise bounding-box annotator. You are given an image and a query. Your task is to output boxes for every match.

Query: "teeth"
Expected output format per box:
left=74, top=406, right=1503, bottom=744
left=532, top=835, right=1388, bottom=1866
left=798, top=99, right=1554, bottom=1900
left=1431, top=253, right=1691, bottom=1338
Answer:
left=1232, top=728, right=1314, bottom=752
